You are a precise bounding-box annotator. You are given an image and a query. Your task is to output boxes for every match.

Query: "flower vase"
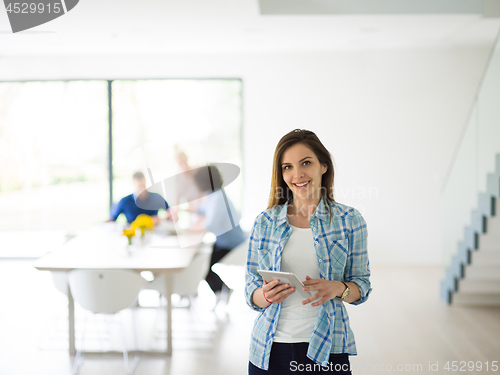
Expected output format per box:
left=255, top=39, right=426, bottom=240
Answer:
left=140, top=230, right=151, bottom=246
left=125, top=243, right=136, bottom=255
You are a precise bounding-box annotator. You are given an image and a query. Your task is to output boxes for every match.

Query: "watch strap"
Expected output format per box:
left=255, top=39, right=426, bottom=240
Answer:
left=340, top=281, right=349, bottom=300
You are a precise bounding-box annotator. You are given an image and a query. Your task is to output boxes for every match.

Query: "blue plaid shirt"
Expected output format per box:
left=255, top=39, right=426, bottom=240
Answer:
left=245, top=196, right=372, bottom=370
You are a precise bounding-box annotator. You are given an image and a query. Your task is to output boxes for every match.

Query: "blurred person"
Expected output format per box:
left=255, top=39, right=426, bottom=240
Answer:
left=109, top=171, right=172, bottom=224
left=189, top=165, right=246, bottom=298
left=171, top=146, right=202, bottom=221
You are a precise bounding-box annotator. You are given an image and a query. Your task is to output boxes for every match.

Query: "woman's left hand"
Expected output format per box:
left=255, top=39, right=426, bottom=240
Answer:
left=301, top=276, right=345, bottom=307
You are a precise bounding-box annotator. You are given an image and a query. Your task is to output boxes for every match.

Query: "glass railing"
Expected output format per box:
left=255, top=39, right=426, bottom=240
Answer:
left=442, top=30, right=500, bottom=270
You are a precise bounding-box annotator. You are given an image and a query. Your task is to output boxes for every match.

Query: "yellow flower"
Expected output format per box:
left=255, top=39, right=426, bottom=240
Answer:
left=123, top=228, right=136, bottom=245
left=131, top=214, right=155, bottom=236
left=123, top=228, right=136, bottom=237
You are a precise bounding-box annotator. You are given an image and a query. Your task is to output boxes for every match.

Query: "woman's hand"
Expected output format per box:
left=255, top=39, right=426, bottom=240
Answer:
left=301, top=275, right=345, bottom=307
left=262, top=279, right=295, bottom=304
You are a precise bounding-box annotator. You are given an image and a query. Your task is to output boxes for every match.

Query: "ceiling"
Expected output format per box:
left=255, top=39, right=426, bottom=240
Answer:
left=0, top=0, right=499, bottom=56
left=259, top=0, right=500, bottom=15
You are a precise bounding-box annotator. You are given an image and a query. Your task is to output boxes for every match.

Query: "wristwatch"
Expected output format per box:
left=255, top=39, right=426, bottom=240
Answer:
left=340, top=281, right=350, bottom=301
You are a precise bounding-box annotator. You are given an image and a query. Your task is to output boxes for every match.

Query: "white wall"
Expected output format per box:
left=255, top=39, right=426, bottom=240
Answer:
left=0, top=44, right=493, bottom=265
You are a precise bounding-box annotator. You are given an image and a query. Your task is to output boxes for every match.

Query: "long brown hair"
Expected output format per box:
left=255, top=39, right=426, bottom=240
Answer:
left=267, top=129, right=335, bottom=220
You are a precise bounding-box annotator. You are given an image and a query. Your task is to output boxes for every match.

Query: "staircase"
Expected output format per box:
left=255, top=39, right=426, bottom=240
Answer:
left=441, top=154, right=500, bottom=306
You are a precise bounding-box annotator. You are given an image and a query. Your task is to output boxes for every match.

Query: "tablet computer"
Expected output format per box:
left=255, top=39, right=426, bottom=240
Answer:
left=258, top=270, right=312, bottom=299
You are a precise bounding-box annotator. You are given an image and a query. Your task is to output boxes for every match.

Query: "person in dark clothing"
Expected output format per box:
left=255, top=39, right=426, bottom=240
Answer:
left=189, top=165, right=246, bottom=296
left=109, top=171, right=172, bottom=224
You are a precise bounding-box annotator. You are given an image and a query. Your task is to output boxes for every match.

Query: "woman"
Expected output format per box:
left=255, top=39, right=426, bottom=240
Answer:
left=245, top=129, right=372, bottom=374
left=190, top=165, right=246, bottom=298
left=172, top=145, right=202, bottom=223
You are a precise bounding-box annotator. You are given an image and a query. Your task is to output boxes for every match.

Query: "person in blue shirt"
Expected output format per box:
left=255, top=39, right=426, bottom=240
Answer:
left=189, top=165, right=246, bottom=296
left=109, top=171, right=172, bottom=224
left=245, top=129, right=372, bottom=374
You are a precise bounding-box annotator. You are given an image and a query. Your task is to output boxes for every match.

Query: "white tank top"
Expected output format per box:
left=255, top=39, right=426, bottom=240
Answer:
left=273, top=224, right=321, bottom=343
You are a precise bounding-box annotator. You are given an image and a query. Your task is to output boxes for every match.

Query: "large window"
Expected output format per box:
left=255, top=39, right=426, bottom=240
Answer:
left=112, top=79, right=243, bottom=215
left=0, top=81, right=109, bottom=231
left=0, top=79, right=243, bottom=257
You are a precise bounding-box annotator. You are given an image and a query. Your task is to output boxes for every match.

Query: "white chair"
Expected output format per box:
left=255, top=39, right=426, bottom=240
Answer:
left=146, top=248, right=214, bottom=346
left=211, top=237, right=249, bottom=291
left=148, top=247, right=212, bottom=304
left=68, top=269, right=147, bottom=375
left=36, top=272, right=71, bottom=351
left=44, top=272, right=112, bottom=350
left=51, top=271, right=69, bottom=295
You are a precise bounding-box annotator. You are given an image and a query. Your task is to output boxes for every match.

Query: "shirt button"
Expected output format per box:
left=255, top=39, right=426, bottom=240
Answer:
left=319, top=259, right=322, bottom=262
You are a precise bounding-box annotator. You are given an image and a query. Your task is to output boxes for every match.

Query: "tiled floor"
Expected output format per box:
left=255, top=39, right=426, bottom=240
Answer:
left=1, top=260, right=499, bottom=375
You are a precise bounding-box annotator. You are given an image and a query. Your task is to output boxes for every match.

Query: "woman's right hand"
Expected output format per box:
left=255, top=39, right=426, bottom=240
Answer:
left=262, top=279, right=295, bottom=304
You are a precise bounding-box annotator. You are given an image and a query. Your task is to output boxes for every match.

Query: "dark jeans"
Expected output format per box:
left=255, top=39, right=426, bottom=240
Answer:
left=205, top=243, right=231, bottom=293
left=248, top=343, right=352, bottom=375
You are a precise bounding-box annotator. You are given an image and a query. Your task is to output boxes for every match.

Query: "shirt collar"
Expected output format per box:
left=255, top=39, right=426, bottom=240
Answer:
left=133, top=191, right=148, bottom=201
left=275, top=195, right=331, bottom=227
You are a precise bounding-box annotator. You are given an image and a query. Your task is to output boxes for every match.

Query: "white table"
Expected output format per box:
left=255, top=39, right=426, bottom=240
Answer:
left=32, top=223, right=211, bottom=356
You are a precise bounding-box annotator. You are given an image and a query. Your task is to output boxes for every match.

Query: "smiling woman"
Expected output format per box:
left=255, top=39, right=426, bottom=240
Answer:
left=268, top=129, right=336, bottom=225
left=281, top=144, right=328, bottom=227
left=245, top=129, right=372, bottom=375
